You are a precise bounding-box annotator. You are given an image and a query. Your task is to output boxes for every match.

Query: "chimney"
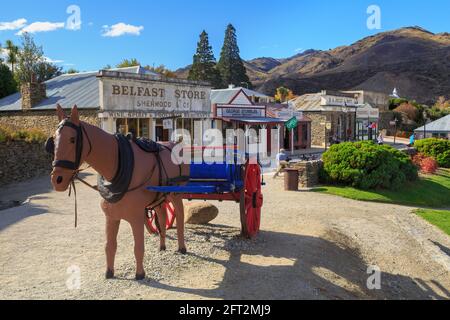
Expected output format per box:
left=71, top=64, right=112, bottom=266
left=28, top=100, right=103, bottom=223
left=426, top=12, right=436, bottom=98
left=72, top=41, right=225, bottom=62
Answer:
left=21, top=74, right=46, bottom=110
left=228, top=84, right=235, bottom=89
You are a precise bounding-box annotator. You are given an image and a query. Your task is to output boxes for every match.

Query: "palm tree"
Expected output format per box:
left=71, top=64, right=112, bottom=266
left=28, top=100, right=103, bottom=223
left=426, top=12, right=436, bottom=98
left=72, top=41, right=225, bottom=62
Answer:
left=5, top=40, right=19, bottom=74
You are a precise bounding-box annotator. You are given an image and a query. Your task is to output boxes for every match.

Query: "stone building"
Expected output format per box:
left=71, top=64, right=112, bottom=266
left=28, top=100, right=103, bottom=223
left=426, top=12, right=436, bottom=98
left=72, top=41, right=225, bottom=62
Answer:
left=289, top=91, right=359, bottom=147
left=290, top=90, right=385, bottom=147
left=0, top=66, right=212, bottom=141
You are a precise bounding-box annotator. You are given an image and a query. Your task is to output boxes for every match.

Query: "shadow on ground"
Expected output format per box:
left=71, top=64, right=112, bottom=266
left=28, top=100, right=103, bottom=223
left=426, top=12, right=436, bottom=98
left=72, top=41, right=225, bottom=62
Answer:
left=0, top=203, right=48, bottom=232
left=140, top=225, right=450, bottom=300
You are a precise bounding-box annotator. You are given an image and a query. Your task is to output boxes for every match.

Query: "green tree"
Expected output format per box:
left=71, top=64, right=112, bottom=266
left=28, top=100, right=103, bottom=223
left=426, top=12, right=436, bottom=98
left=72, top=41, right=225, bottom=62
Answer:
left=217, top=24, right=251, bottom=88
left=188, top=30, right=222, bottom=88
left=16, top=33, right=62, bottom=84
left=145, top=64, right=177, bottom=78
left=16, top=33, right=44, bottom=84
left=116, top=58, right=140, bottom=68
left=36, top=61, right=62, bottom=82
left=5, top=40, right=19, bottom=74
left=66, top=68, right=79, bottom=74
left=0, top=63, right=17, bottom=99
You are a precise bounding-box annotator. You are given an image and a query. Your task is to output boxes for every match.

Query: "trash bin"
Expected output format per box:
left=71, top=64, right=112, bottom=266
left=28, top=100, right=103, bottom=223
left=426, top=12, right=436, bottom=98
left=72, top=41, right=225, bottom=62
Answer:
left=284, top=168, right=299, bottom=191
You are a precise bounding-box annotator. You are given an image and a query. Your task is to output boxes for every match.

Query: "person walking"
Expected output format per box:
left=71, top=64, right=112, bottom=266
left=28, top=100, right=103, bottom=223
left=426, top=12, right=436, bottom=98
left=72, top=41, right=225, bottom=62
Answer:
left=377, top=132, right=384, bottom=145
left=273, top=149, right=289, bottom=179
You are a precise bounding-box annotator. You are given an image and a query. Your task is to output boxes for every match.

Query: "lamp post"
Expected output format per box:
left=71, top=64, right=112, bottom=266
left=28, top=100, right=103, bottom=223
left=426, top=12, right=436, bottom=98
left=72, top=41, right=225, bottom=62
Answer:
left=394, top=117, right=398, bottom=145
left=423, top=111, right=427, bottom=139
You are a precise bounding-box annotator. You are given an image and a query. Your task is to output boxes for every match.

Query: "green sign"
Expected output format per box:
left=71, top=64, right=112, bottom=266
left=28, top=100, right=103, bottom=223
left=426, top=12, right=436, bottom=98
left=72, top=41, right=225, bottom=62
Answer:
left=285, top=116, right=298, bottom=130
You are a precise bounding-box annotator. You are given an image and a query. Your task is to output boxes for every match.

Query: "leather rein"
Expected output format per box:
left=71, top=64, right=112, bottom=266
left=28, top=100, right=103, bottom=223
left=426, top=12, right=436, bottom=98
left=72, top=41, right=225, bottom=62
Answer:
left=46, top=119, right=158, bottom=227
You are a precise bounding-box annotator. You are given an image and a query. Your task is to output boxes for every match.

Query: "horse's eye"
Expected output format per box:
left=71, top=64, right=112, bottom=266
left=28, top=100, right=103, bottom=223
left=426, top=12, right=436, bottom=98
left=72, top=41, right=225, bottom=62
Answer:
left=70, top=137, right=76, bottom=144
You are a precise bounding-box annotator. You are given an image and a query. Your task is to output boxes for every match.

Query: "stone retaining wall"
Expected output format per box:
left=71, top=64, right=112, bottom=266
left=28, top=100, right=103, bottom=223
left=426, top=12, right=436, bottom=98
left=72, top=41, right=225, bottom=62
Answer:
left=0, top=140, right=52, bottom=187
left=0, top=109, right=100, bottom=136
left=292, top=160, right=323, bottom=188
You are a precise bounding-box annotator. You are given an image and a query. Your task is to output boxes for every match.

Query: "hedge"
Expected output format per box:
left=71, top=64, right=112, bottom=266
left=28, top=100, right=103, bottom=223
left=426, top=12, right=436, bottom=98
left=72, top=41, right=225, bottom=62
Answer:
left=321, top=141, right=418, bottom=190
left=414, top=138, right=450, bottom=168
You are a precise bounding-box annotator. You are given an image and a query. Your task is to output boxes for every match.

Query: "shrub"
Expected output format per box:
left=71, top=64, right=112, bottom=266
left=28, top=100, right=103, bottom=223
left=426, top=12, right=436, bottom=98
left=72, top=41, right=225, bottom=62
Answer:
left=412, top=153, right=438, bottom=174
left=321, top=141, right=418, bottom=190
left=414, top=138, right=450, bottom=168
left=0, top=125, right=47, bottom=143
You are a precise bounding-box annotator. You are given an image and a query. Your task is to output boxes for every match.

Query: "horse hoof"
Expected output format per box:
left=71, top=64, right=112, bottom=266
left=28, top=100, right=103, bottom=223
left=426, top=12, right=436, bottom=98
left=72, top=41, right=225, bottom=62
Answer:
left=135, top=273, right=146, bottom=281
left=160, top=245, right=166, bottom=251
left=105, top=269, right=114, bottom=279
left=178, top=248, right=187, bottom=254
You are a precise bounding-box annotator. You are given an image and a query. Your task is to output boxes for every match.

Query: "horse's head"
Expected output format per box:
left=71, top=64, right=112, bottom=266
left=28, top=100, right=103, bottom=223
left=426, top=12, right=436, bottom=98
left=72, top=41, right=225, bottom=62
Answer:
left=48, top=104, right=87, bottom=192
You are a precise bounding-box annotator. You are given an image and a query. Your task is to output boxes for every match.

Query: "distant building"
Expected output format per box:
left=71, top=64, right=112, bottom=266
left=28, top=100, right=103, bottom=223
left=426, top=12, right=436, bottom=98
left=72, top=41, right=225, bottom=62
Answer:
left=343, top=90, right=390, bottom=112
left=414, top=115, right=450, bottom=139
left=211, top=86, right=311, bottom=151
left=290, top=90, right=357, bottom=146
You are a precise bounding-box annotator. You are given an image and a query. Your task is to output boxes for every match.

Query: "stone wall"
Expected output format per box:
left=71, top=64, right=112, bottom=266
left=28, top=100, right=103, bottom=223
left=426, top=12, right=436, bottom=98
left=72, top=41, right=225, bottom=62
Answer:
left=304, top=111, right=356, bottom=147
left=292, top=160, right=323, bottom=188
left=304, top=112, right=327, bottom=147
left=0, top=140, right=53, bottom=187
left=379, top=111, right=395, bottom=135
left=0, top=109, right=100, bottom=136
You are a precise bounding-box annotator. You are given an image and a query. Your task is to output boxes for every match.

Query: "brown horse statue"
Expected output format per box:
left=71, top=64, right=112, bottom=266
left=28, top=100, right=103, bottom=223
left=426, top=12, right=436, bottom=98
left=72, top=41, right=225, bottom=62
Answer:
left=49, top=104, right=189, bottom=280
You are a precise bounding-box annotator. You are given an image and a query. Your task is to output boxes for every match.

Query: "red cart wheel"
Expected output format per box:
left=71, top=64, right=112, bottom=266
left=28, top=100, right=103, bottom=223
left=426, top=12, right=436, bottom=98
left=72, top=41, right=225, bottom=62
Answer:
left=240, top=162, right=263, bottom=238
left=145, top=200, right=176, bottom=235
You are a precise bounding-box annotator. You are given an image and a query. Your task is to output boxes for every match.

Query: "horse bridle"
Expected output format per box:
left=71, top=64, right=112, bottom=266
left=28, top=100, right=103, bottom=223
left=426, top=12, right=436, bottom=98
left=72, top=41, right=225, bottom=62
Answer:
left=45, top=119, right=92, bottom=171
left=45, top=118, right=94, bottom=227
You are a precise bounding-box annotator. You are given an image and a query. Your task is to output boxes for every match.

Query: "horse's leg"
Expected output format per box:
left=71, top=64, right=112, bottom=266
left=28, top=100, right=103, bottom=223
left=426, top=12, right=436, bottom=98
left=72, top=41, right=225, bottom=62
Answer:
left=129, top=215, right=146, bottom=280
left=105, top=217, right=120, bottom=279
left=170, top=195, right=187, bottom=254
left=155, top=206, right=167, bottom=251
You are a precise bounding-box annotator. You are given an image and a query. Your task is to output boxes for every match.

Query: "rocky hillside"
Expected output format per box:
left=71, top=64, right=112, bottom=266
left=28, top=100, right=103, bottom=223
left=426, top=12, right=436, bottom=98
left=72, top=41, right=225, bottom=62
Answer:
left=175, top=27, right=450, bottom=104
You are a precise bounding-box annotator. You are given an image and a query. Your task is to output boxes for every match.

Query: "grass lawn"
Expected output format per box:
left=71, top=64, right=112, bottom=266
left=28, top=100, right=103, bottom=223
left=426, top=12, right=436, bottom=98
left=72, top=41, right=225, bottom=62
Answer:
left=414, top=209, right=450, bottom=236
left=313, top=168, right=450, bottom=208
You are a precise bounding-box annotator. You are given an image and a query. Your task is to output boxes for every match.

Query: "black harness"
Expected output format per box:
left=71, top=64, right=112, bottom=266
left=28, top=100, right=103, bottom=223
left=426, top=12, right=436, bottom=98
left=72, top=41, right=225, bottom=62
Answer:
left=97, top=134, right=135, bottom=203
left=45, top=120, right=186, bottom=227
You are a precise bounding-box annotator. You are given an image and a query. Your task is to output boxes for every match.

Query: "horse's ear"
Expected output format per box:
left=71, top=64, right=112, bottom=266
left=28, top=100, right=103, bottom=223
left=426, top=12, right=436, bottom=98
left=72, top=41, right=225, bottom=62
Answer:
left=56, top=104, right=66, bottom=121
left=70, top=105, right=80, bottom=125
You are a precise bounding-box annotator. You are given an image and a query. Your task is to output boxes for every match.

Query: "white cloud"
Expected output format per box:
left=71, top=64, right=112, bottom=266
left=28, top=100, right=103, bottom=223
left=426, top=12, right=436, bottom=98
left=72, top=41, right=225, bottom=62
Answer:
left=17, top=21, right=65, bottom=35
left=0, top=18, right=27, bottom=31
left=44, top=56, right=64, bottom=64
left=295, top=48, right=304, bottom=53
left=101, top=23, right=143, bottom=37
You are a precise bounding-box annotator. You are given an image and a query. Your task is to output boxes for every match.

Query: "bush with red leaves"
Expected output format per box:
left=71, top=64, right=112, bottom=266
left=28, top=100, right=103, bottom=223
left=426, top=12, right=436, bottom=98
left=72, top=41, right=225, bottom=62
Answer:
left=412, top=153, right=438, bottom=174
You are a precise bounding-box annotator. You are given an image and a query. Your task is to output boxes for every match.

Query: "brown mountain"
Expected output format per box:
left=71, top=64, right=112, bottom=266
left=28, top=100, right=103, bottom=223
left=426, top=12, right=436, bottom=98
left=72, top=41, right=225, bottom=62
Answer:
left=175, top=27, right=450, bottom=104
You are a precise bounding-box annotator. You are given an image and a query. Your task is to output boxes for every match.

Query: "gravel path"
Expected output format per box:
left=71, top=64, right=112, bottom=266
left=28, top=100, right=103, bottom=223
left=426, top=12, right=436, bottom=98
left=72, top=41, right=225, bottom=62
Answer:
left=0, top=171, right=449, bottom=300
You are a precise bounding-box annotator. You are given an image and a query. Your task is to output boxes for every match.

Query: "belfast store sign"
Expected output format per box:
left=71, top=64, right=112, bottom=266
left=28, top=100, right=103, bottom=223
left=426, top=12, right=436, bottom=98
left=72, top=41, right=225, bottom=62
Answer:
left=100, top=76, right=211, bottom=115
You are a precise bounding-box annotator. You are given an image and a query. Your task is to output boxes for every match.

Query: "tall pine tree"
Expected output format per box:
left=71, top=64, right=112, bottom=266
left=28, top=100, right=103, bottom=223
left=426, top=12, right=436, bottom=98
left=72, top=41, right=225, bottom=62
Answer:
left=188, top=31, right=222, bottom=88
left=217, top=24, right=251, bottom=89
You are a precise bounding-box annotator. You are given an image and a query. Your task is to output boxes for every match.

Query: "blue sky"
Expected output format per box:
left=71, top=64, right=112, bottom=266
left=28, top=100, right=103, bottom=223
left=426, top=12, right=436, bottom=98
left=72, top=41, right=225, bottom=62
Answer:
left=1, top=0, right=449, bottom=72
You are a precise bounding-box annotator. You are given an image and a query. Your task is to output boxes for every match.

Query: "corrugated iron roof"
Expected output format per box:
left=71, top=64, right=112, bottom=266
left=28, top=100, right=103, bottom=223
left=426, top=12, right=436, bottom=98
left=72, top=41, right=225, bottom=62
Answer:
left=289, top=93, right=324, bottom=112
left=0, top=72, right=99, bottom=111
left=415, top=114, right=450, bottom=132
left=0, top=66, right=157, bottom=112
left=211, top=87, right=271, bottom=105
left=211, top=89, right=239, bottom=104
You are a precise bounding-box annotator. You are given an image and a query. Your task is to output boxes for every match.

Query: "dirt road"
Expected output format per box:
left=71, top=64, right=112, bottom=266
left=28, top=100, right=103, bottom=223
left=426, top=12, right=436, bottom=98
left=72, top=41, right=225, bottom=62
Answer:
left=0, top=171, right=449, bottom=299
